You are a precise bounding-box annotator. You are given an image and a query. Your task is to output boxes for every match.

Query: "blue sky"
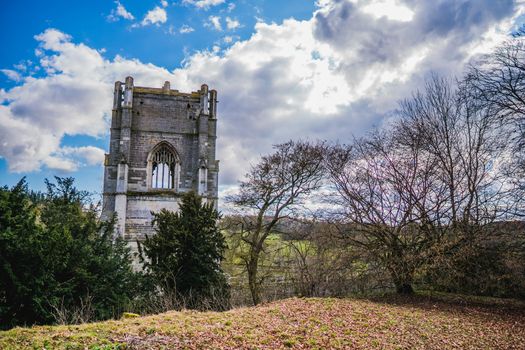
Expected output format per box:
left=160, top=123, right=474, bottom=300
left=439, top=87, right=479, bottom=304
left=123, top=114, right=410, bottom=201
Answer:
left=1, top=1, right=316, bottom=79
left=1, top=0, right=523, bottom=197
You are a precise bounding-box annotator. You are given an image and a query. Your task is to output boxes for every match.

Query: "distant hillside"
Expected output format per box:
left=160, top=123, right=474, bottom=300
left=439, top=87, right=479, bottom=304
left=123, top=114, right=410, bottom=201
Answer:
left=1, top=295, right=524, bottom=349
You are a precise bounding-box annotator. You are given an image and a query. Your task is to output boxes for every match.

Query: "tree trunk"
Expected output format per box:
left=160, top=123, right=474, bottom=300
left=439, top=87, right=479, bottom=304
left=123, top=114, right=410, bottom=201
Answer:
left=390, top=260, right=415, bottom=295
left=395, top=283, right=414, bottom=294
left=247, top=252, right=261, bottom=305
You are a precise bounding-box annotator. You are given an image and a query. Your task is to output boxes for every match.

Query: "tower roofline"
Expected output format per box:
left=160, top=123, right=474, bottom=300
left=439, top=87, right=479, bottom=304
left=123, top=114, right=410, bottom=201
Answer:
left=133, top=86, right=201, bottom=98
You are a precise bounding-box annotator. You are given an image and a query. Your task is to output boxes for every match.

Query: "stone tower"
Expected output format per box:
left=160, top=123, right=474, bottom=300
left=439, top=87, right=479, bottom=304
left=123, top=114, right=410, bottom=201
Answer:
left=102, top=76, right=219, bottom=262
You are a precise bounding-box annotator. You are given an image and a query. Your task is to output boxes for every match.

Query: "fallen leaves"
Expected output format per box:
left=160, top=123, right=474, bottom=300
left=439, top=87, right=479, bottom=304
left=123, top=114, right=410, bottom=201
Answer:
left=1, top=295, right=524, bottom=349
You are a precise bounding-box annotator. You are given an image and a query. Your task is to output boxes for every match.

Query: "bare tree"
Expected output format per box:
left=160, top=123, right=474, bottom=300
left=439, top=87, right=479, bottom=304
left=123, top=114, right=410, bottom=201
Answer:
left=464, top=36, right=525, bottom=121
left=284, top=220, right=370, bottom=297
left=463, top=36, right=525, bottom=214
left=326, top=76, right=513, bottom=294
left=326, top=128, right=442, bottom=293
left=226, top=140, right=325, bottom=305
left=398, top=76, right=511, bottom=227
left=398, top=76, right=517, bottom=291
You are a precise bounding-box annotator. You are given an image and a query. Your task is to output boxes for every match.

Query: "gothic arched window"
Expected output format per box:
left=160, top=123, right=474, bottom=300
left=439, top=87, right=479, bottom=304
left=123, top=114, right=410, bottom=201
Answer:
left=150, top=144, right=179, bottom=189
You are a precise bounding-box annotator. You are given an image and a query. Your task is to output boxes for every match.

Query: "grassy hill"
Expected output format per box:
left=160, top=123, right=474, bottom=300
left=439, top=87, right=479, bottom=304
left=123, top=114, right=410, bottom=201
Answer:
left=1, top=294, right=524, bottom=349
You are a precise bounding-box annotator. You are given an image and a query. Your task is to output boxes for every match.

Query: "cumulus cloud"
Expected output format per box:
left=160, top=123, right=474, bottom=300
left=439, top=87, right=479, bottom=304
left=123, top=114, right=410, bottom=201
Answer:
left=60, top=146, right=106, bottom=166
left=0, top=28, right=175, bottom=172
left=223, top=35, right=239, bottom=43
left=206, top=15, right=222, bottom=31
left=107, top=1, right=135, bottom=21
left=361, top=0, right=414, bottom=22
left=1, top=69, right=22, bottom=82
left=180, top=24, right=195, bottom=34
left=0, top=105, right=61, bottom=172
left=225, top=17, right=240, bottom=30
left=168, top=0, right=520, bottom=183
left=141, top=6, right=167, bottom=26
left=312, top=0, right=519, bottom=109
left=13, top=61, right=31, bottom=72
left=183, top=0, right=225, bottom=10
left=0, top=0, right=521, bottom=186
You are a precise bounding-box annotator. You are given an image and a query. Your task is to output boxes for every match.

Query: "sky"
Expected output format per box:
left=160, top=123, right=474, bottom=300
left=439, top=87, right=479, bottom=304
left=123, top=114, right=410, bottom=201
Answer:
left=1, top=0, right=524, bottom=200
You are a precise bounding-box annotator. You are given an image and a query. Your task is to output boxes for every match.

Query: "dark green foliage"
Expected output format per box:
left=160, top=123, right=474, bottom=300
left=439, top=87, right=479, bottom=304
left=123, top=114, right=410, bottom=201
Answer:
left=0, top=177, right=137, bottom=329
left=139, top=192, right=230, bottom=310
left=40, top=177, right=137, bottom=321
left=0, top=178, right=48, bottom=328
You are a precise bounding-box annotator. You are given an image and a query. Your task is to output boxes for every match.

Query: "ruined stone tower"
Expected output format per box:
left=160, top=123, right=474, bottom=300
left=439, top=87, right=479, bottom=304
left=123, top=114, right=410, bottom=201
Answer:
left=102, top=77, right=219, bottom=262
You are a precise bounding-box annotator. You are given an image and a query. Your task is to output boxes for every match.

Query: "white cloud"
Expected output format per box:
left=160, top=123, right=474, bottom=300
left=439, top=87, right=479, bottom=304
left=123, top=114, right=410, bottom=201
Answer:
left=107, top=1, right=135, bottom=21
left=0, top=28, right=175, bottom=173
left=141, top=6, right=167, bottom=26
left=180, top=24, right=195, bottom=34
left=13, top=63, right=26, bottom=71
left=0, top=105, right=61, bottom=172
left=43, top=156, right=79, bottom=172
left=183, top=0, right=225, bottom=10
left=227, top=3, right=235, bottom=12
left=225, top=17, right=240, bottom=30
left=161, top=0, right=169, bottom=8
left=0, top=1, right=520, bottom=184
left=61, top=146, right=106, bottom=166
left=1, top=69, right=22, bottom=82
left=13, top=60, right=32, bottom=72
left=206, top=15, right=222, bottom=31
left=167, top=25, right=176, bottom=35
left=361, top=0, right=414, bottom=22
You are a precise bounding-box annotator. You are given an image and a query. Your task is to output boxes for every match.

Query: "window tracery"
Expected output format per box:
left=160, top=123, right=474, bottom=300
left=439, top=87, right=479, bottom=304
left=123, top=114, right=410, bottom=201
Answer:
left=151, top=144, right=178, bottom=189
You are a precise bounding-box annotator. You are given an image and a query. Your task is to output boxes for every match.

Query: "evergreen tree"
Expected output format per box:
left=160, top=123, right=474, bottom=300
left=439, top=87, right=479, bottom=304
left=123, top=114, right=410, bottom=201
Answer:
left=41, top=177, right=137, bottom=321
left=0, top=178, right=49, bottom=328
left=140, top=192, right=230, bottom=310
left=0, top=177, right=137, bottom=328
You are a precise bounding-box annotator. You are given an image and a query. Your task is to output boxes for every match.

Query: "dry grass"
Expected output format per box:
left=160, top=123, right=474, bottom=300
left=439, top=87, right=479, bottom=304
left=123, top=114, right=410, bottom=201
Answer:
left=1, top=294, right=524, bottom=349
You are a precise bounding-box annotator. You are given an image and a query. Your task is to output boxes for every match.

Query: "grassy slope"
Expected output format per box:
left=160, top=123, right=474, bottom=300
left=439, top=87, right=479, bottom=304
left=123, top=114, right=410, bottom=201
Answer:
left=1, top=295, right=524, bottom=350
